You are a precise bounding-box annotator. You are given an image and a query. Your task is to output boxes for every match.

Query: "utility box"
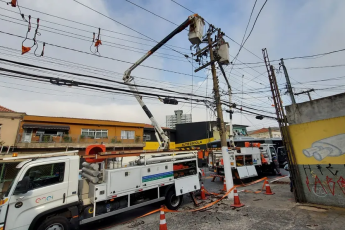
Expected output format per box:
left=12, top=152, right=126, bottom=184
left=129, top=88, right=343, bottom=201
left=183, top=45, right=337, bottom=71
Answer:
left=188, top=16, right=205, bottom=45
left=218, top=42, right=230, bottom=65
left=89, top=183, right=107, bottom=203
left=105, top=168, right=142, bottom=196
left=141, top=163, right=173, bottom=187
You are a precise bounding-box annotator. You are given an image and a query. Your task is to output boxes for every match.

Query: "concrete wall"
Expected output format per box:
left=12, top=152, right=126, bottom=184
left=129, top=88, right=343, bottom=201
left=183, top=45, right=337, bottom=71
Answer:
left=286, top=93, right=345, bottom=125
left=0, top=112, right=25, bottom=146
left=286, top=93, right=345, bottom=208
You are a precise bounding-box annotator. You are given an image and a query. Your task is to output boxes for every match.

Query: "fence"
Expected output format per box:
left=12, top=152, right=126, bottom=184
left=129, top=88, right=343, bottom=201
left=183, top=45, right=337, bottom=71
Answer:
left=16, top=134, right=144, bottom=145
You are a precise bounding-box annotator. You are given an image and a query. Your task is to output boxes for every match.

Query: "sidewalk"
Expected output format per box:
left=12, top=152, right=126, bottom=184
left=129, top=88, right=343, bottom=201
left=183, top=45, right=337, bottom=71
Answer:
left=110, top=177, right=345, bottom=230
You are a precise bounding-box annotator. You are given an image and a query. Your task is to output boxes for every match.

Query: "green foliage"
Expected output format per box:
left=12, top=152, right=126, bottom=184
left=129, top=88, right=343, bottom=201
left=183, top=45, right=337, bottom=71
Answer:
left=135, top=136, right=141, bottom=143
left=62, top=135, right=72, bottom=143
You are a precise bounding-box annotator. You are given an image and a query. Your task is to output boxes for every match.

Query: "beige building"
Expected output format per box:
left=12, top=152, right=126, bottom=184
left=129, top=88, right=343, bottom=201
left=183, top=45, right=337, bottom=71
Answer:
left=248, top=127, right=281, bottom=139
left=0, top=105, right=25, bottom=153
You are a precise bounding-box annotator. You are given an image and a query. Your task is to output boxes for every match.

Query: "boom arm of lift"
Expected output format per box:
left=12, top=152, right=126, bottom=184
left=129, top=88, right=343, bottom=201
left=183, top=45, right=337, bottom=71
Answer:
left=123, top=14, right=199, bottom=150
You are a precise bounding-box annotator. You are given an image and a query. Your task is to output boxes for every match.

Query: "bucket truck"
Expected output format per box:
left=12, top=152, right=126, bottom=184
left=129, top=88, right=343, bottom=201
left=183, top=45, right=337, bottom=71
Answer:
left=0, top=14, right=207, bottom=230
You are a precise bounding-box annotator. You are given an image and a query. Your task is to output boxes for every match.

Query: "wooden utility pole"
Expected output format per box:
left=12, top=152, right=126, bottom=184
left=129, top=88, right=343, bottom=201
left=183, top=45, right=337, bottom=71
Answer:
left=268, top=126, right=273, bottom=138
left=207, top=32, right=234, bottom=199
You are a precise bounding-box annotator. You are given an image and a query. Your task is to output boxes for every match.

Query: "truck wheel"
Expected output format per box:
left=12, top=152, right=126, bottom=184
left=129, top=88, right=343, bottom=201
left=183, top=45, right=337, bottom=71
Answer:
left=165, top=189, right=183, bottom=210
left=37, top=216, right=71, bottom=230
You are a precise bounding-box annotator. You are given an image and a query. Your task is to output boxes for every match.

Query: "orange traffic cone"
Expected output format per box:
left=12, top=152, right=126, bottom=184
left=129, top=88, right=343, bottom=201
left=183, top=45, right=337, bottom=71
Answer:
left=200, top=182, right=206, bottom=200
left=222, top=179, right=227, bottom=191
left=230, top=188, right=244, bottom=208
left=265, top=180, right=275, bottom=195
left=159, top=205, right=167, bottom=230
left=202, top=169, right=206, bottom=177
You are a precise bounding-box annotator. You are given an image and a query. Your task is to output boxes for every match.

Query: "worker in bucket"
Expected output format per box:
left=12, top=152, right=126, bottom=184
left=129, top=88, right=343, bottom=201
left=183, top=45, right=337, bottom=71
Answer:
left=284, top=163, right=293, bottom=192
left=272, top=155, right=282, bottom=176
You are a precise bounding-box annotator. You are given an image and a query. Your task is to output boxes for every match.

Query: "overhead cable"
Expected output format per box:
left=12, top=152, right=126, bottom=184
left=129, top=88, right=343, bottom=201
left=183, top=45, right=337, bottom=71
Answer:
left=0, top=30, right=204, bottom=78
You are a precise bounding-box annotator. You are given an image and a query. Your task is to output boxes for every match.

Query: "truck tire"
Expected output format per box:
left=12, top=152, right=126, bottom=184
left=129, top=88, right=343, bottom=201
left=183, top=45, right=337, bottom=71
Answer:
left=165, top=189, right=183, bottom=210
left=37, top=216, right=71, bottom=230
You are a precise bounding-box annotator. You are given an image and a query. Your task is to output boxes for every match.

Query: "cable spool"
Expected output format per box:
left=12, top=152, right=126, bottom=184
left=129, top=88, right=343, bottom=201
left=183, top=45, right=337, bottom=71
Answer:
left=85, top=144, right=106, bottom=163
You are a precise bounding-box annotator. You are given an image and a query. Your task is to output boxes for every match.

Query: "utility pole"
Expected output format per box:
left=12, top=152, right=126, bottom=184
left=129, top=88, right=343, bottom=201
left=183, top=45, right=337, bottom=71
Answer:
left=218, top=64, right=234, bottom=147
left=279, top=58, right=296, bottom=105
left=193, top=25, right=233, bottom=199
left=295, top=89, right=314, bottom=101
left=268, top=126, right=273, bottom=138
left=208, top=31, right=234, bottom=199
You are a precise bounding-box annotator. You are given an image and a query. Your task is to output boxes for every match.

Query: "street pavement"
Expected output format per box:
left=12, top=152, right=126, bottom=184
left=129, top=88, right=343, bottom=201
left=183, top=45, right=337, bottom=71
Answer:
left=81, top=167, right=345, bottom=230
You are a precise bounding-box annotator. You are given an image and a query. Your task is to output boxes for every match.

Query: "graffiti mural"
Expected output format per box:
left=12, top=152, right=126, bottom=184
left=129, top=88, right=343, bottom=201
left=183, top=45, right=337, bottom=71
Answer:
left=288, top=116, right=345, bottom=207
left=301, top=164, right=345, bottom=206
left=303, top=134, right=345, bottom=161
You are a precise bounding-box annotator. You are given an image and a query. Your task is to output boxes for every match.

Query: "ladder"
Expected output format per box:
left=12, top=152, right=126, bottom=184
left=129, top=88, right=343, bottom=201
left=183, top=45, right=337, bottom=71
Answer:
left=262, top=48, right=306, bottom=203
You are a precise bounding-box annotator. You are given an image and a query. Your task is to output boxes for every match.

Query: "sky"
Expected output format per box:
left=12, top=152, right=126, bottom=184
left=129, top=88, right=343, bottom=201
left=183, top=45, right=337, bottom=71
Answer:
left=1, top=0, right=345, bottom=131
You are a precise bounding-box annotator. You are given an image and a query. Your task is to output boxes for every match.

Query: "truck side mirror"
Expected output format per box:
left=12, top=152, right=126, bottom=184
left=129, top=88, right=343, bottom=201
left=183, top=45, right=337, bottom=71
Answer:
left=13, top=176, right=30, bottom=195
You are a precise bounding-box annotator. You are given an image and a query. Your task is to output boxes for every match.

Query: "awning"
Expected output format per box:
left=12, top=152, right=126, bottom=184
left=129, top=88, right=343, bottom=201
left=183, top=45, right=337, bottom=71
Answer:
left=22, top=123, right=70, bottom=130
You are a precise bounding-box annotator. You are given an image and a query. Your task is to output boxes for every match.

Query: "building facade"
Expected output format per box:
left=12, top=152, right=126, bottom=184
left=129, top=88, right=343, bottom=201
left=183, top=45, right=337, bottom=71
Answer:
left=16, top=115, right=145, bottom=153
left=166, top=110, right=192, bottom=129
left=248, top=127, right=281, bottom=139
left=143, top=124, right=176, bottom=150
left=213, top=123, right=249, bottom=140
left=0, top=105, right=25, bottom=153
left=285, top=93, right=345, bottom=208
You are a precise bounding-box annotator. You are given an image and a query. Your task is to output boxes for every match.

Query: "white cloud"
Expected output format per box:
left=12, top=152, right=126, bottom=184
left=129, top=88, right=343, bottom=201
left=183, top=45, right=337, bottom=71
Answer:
left=1, top=0, right=344, bottom=129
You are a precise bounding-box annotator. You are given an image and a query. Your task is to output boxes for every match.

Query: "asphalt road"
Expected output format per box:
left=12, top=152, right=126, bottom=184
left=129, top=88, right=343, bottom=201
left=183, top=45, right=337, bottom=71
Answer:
left=80, top=167, right=288, bottom=230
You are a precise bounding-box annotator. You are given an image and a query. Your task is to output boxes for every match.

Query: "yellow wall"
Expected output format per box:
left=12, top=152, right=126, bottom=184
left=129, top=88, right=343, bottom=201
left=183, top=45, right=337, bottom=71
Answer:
left=0, top=112, right=25, bottom=146
left=144, top=142, right=176, bottom=150
left=175, top=138, right=215, bottom=148
left=288, top=116, right=345, bottom=165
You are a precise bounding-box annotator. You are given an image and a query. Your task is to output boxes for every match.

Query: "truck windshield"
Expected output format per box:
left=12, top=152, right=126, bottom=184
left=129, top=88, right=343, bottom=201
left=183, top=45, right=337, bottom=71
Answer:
left=1, top=163, right=20, bottom=198
left=269, top=147, right=277, bottom=157
left=278, top=148, right=286, bottom=156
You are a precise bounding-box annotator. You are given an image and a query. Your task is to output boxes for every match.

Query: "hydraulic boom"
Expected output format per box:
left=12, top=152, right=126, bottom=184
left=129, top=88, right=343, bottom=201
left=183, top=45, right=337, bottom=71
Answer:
left=123, top=14, right=201, bottom=150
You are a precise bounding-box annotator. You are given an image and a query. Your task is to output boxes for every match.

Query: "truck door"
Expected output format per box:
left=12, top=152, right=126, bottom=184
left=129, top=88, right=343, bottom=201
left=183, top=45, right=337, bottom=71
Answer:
left=6, top=159, right=70, bottom=230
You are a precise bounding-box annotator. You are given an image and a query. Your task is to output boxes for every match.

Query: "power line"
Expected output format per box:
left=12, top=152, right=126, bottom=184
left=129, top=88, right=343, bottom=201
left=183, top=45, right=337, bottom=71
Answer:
left=0, top=16, right=188, bottom=62
left=0, top=78, right=207, bottom=108
left=231, top=47, right=345, bottom=66
left=0, top=58, right=214, bottom=99
left=0, top=0, right=189, bottom=51
left=0, top=30, right=204, bottom=78
left=232, top=0, right=259, bottom=62
left=0, top=6, right=189, bottom=51
left=0, top=46, right=212, bottom=94
left=125, top=0, right=180, bottom=27
left=229, top=0, right=268, bottom=81
left=170, top=0, right=194, bottom=14
left=239, top=0, right=268, bottom=56
left=0, top=65, right=276, bottom=116
left=72, top=0, right=190, bottom=59
left=291, top=64, right=345, bottom=70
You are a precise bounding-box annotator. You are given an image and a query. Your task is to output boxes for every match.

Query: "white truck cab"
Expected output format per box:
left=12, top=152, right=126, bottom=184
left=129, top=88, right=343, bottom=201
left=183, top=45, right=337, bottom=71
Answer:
left=0, top=149, right=200, bottom=230
left=0, top=154, right=79, bottom=230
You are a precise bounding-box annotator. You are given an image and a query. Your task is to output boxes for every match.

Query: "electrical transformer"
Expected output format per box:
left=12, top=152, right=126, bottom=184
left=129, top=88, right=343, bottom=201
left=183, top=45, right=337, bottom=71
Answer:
left=218, top=42, right=230, bottom=65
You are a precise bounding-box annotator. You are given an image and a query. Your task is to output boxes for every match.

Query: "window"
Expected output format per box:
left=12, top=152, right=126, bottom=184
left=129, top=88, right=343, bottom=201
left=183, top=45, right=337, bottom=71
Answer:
left=121, top=130, right=135, bottom=139
left=143, top=134, right=151, bottom=141
left=23, top=162, right=65, bottom=190
left=269, top=147, right=277, bottom=157
left=81, top=129, right=108, bottom=139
